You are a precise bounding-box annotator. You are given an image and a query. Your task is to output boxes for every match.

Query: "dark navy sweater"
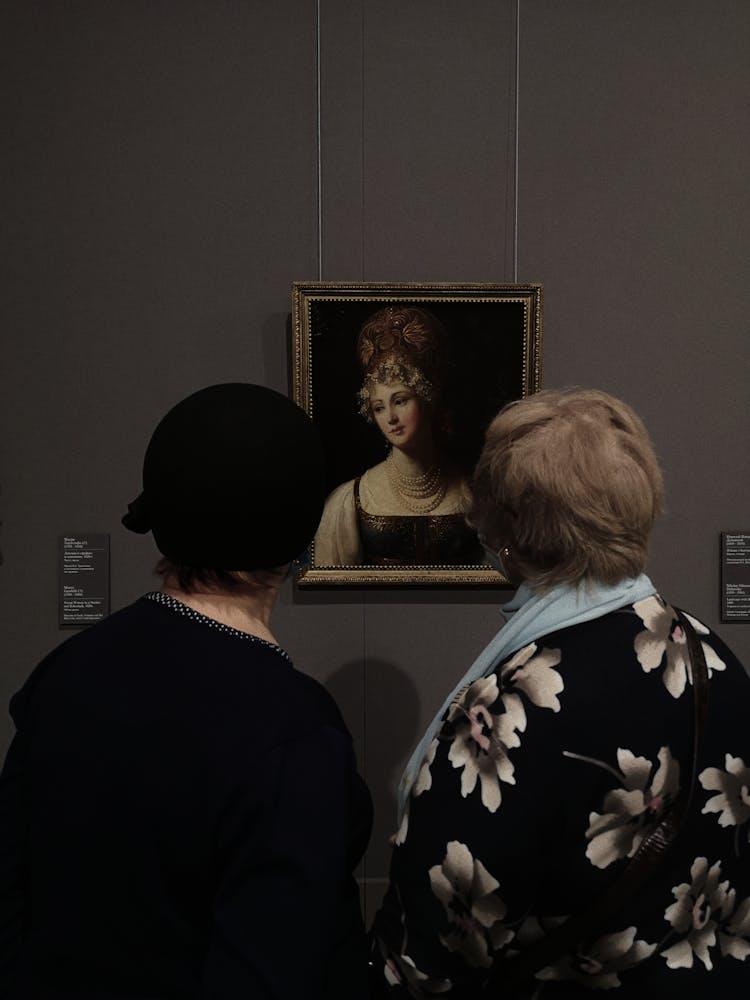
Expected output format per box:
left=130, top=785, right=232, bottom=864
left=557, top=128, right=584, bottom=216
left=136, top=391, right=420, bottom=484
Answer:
left=0, top=594, right=372, bottom=999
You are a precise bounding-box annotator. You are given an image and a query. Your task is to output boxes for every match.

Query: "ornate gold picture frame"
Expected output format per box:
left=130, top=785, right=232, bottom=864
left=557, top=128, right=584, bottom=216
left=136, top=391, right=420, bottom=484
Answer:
left=291, top=281, right=543, bottom=586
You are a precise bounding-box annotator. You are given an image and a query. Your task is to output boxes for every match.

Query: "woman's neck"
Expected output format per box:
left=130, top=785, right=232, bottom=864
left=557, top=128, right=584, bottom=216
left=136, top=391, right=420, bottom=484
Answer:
left=390, top=441, right=438, bottom=477
left=161, top=574, right=284, bottom=644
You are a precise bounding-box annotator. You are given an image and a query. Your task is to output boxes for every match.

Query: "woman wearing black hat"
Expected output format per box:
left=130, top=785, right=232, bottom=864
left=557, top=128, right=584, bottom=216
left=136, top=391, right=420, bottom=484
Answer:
left=0, top=384, right=373, bottom=999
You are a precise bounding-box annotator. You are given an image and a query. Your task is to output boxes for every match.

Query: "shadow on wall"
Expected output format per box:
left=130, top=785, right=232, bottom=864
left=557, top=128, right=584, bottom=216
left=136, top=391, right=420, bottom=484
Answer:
left=326, top=657, right=421, bottom=887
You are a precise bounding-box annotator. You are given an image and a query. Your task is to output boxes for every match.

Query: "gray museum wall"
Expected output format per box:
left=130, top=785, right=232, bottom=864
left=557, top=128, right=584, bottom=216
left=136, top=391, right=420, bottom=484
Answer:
left=2, top=0, right=748, bottom=920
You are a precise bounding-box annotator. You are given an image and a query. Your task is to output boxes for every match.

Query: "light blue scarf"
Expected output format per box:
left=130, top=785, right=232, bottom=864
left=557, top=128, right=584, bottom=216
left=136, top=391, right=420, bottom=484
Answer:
left=397, top=573, right=657, bottom=822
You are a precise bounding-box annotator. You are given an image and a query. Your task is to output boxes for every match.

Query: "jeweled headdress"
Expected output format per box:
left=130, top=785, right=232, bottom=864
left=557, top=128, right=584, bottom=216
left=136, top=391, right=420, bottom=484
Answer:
left=356, top=306, right=446, bottom=420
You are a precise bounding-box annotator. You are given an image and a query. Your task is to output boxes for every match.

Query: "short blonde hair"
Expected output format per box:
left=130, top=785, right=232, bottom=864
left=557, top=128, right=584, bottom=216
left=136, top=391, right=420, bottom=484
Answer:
left=471, top=389, right=664, bottom=589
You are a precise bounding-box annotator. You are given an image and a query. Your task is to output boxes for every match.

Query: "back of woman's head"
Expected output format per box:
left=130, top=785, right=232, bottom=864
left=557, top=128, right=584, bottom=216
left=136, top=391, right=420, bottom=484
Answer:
left=472, top=389, right=663, bottom=589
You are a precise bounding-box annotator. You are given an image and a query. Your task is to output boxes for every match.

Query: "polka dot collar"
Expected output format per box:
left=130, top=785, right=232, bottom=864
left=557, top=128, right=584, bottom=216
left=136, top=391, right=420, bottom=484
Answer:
left=144, top=591, right=290, bottom=660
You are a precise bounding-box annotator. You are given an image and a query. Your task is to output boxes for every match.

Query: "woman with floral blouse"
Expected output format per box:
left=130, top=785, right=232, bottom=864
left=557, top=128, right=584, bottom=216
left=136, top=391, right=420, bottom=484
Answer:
left=370, top=388, right=750, bottom=997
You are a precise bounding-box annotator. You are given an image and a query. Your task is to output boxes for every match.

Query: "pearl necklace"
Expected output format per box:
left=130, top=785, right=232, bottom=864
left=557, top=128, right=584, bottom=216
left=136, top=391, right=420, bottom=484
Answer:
left=386, top=451, right=447, bottom=513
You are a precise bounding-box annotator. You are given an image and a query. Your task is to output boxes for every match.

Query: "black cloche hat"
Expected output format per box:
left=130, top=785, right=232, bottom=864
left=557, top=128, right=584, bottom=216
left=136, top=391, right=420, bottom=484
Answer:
left=122, top=383, right=325, bottom=570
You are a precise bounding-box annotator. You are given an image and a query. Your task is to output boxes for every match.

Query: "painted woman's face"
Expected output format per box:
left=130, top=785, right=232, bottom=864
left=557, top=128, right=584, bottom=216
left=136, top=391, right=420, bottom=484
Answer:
left=369, top=381, right=428, bottom=452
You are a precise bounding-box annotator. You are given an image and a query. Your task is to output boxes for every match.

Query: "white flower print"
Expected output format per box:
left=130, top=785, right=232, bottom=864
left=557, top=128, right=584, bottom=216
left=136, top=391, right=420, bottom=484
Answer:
left=376, top=900, right=453, bottom=994
left=396, top=738, right=439, bottom=845
left=661, top=857, right=736, bottom=970
left=414, top=737, right=439, bottom=796
left=569, top=746, right=681, bottom=869
left=445, top=675, right=523, bottom=813
left=536, top=925, right=657, bottom=989
left=429, top=841, right=513, bottom=968
left=719, top=895, right=750, bottom=963
left=633, top=596, right=725, bottom=698
left=445, top=644, right=562, bottom=813
left=383, top=953, right=452, bottom=993
left=699, top=754, right=750, bottom=852
left=500, top=642, right=564, bottom=712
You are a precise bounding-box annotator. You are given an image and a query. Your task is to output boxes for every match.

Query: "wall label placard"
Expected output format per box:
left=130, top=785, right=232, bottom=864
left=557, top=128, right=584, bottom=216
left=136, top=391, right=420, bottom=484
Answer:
left=59, top=534, right=110, bottom=628
left=721, top=532, right=750, bottom=623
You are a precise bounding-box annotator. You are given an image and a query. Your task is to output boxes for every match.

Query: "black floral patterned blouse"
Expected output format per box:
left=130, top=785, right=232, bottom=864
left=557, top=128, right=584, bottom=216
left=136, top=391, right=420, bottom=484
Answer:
left=371, top=596, right=750, bottom=997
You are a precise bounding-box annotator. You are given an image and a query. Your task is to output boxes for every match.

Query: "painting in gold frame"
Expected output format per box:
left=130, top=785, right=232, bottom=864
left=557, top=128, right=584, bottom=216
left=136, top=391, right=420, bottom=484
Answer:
left=291, top=281, right=543, bottom=586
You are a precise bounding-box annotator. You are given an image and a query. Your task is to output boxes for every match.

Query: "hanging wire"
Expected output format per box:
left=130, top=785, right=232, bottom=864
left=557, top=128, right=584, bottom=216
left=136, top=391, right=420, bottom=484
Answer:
left=360, top=0, right=366, bottom=280
left=513, top=0, right=520, bottom=282
left=316, top=0, right=323, bottom=280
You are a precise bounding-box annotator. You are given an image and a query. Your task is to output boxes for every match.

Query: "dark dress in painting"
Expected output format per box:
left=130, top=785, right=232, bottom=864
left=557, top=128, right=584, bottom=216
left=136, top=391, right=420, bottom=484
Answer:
left=354, top=480, right=480, bottom=566
left=314, top=462, right=481, bottom=567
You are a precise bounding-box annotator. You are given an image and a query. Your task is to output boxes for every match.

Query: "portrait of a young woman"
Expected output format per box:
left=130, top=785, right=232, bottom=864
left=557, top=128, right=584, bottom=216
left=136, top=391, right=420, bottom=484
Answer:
left=313, top=306, right=480, bottom=567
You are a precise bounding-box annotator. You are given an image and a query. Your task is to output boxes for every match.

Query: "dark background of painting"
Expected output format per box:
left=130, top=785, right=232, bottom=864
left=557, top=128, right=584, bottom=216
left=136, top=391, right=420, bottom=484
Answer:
left=309, top=298, right=527, bottom=493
